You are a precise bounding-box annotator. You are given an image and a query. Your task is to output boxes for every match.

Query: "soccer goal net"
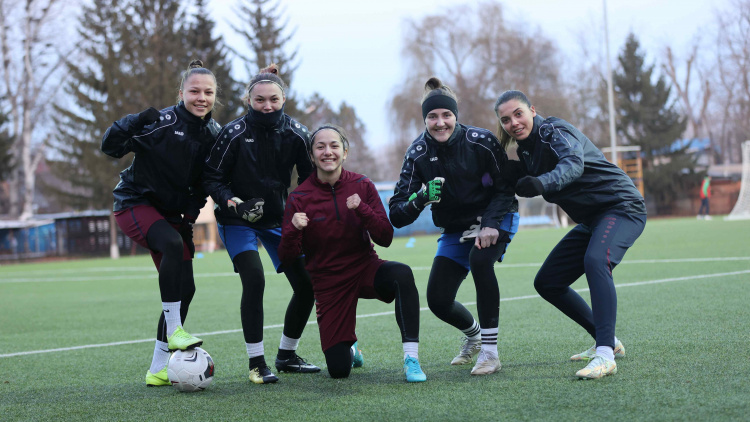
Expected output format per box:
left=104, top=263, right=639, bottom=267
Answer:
left=517, top=196, right=565, bottom=228
left=725, top=140, right=750, bottom=221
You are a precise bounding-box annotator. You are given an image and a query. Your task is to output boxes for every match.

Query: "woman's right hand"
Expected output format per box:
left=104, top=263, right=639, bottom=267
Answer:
left=292, top=212, right=308, bottom=230
left=136, top=107, right=160, bottom=129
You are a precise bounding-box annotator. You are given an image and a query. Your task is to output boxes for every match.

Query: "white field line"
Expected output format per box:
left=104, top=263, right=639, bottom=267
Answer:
left=2, top=256, right=749, bottom=284
left=1, top=268, right=748, bottom=359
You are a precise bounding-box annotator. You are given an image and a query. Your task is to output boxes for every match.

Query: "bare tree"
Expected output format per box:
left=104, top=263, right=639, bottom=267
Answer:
left=712, top=0, right=750, bottom=164
left=663, top=43, right=712, bottom=141
left=0, top=0, right=67, bottom=219
left=387, top=1, right=567, bottom=172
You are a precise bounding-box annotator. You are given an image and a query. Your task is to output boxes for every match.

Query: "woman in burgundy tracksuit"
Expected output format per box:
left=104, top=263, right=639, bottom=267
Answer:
left=278, top=124, right=426, bottom=382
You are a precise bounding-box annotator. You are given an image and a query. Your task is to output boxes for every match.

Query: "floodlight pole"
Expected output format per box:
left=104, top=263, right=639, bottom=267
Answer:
left=604, top=0, right=618, bottom=166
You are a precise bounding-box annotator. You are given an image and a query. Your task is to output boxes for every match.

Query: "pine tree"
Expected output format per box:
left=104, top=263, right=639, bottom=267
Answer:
left=614, top=33, right=694, bottom=214
left=182, top=0, right=243, bottom=123
left=231, top=0, right=301, bottom=117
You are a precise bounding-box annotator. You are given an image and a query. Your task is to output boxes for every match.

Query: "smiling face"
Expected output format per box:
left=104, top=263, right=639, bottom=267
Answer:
left=179, top=73, right=216, bottom=118
left=249, top=82, right=285, bottom=113
left=425, top=108, right=456, bottom=142
left=311, top=129, right=348, bottom=180
left=496, top=99, right=536, bottom=141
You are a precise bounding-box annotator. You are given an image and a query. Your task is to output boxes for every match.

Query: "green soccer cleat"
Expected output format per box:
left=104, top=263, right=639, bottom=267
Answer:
left=576, top=355, right=617, bottom=380
left=351, top=341, right=364, bottom=368
left=249, top=363, right=279, bottom=384
left=167, top=326, right=203, bottom=351
left=570, top=339, right=626, bottom=362
left=451, top=336, right=482, bottom=365
left=145, top=366, right=170, bottom=387
left=403, top=355, right=427, bottom=383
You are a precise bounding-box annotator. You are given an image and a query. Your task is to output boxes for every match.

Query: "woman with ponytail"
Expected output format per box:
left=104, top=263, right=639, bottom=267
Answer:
left=102, top=60, right=221, bottom=387
left=494, top=90, right=646, bottom=380
left=389, top=77, right=519, bottom=376
left=203, top=64, right=320, bottom=384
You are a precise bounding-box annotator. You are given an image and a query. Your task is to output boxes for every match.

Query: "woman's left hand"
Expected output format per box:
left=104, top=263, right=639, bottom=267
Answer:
left=346, top=193, right=361, bottom=209
left=475, top=227, right=499, bottom=250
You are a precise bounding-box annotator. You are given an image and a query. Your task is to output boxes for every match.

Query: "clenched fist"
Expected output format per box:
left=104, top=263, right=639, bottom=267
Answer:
left=346, top=193, right=361, bottom=210
left=292, top=212, right=309, bottom=230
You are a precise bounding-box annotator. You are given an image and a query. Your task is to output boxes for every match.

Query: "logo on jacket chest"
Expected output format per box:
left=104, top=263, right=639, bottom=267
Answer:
left=245, top=138, right=254, bottom=143
left=430, top=157, right=438, bottom=161
left=174, top=131, right=184, bottom=136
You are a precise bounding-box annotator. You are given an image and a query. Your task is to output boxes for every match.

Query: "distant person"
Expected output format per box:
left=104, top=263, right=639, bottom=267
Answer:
left=389, top=77, right=520, bottom=376
left=203, top=64, right=320, bottom=384
left=698, top=176, right=712, bottom=220
left=494, top=90, right=647, bottom=380
left=101, top=60, right=221, bottom=387
left=278, top=124, right=426, bottom=382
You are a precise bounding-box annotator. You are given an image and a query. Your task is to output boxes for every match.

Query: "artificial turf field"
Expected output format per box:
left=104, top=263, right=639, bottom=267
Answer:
left=1, top=216, right=748, bottom=421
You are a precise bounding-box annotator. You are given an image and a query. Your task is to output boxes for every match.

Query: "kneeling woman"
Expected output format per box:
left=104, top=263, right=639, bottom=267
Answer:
left=278, top=125, right=426, bottom=382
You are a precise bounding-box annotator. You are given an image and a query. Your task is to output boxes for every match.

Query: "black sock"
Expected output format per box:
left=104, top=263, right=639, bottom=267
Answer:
left=249, top=356, right=266, bottom=369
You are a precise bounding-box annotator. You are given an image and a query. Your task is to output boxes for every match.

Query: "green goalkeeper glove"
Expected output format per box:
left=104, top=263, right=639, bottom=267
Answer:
left=409, top=177, right=444, bottom=210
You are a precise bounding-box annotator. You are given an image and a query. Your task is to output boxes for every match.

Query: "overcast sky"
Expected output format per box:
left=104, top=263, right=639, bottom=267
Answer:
left=208, top=0, right=727, bottom=149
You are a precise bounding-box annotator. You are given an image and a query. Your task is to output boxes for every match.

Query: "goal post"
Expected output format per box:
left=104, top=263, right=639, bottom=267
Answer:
left=725, top=140, right=750, bottom=221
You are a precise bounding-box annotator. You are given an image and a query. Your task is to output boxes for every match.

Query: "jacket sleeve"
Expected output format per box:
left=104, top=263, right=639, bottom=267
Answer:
left=388, top=145, right=426, bottom=228
left=278, top=192, right=305, bottom=265
left=478, top=133, right=517, bottom=231
left=101, top=112, right=153, bottom=158
left=295, top=131, right=313, bottom=184
left=354, top=178, right=394, bottom=247
left=203, top=123, right=242, bottom=209
left=536, top=121, right=584, bottom=193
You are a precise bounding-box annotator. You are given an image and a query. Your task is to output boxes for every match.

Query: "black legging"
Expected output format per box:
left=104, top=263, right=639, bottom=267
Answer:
left=233, top=250, right=266, bottom=344
left=147, top=220, right=195, bottom=343
left=232, top=252, right=315, bottom=344
left=324, top=261, right=420, bottom=378
left=281, top=256, right=315, bottom=340
left=427, top=242, right=507, bottom=331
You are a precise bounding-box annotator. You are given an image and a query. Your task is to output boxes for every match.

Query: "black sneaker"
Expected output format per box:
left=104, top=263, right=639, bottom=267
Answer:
left=275, top=353, right=321, bottom=373
left=249, top=363, right=279, bottom=384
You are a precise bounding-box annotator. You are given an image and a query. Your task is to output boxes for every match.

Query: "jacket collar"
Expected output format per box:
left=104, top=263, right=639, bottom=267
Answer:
left=176, top=101, right=213, bottom=126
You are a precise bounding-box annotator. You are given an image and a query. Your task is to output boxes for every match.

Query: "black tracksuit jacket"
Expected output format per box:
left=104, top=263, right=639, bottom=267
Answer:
left=389, top=124, right=518, bottom=234
left=203, top=111, right=313, bottom=229
left=517, top=115, right=646, bottom=225
left=101, top=103, right=221, bottom=218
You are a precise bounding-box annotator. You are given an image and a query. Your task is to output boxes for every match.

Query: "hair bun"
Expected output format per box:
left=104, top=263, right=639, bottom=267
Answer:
left=260, top=63, right=279, bottom=75
left=188, top=59, right=204, bottom=69
left=425, top=77, right=443, bottom=91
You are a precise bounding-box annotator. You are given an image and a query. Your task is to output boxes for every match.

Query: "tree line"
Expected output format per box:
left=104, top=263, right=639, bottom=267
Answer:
left=0, top=0, right=748, bottom=220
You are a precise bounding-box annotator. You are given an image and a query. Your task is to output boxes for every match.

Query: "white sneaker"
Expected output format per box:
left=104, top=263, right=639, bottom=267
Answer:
left=470, top=350, right=501, bottom=375
left=705, top=215, right=713, bottom=220
left=450, top=337, right=481, bottom=365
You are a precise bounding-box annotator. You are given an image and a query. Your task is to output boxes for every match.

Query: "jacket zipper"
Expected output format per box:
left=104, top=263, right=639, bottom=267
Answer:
left=330, top=185, right=341, bottom=221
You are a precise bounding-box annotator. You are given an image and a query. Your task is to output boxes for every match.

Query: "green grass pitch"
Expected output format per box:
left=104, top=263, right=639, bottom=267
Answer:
left=1, top=216, right=749, bottom=421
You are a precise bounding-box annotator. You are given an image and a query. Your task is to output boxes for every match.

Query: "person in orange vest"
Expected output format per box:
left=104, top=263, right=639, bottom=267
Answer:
left=698, top=176, right=712, bottom=220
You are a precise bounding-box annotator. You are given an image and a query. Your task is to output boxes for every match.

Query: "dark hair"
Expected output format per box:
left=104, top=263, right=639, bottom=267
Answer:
left=420, top=77, right=459, bottom=121
left=309, top=123, right=350, bottom=152
left=421, top=77, right=457, bottom=102
left=242, top=63, right=288, bottom=102
left=493, top=90, right=532, bottom=150
left=177, top=59, right=218, bottom=103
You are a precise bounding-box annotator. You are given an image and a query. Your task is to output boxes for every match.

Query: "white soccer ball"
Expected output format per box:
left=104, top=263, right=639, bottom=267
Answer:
left=167, top=347, right=215, bottom=392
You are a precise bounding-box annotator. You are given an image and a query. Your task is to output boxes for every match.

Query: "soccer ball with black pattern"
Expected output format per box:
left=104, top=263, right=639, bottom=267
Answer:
left=167, top=347, right=215, bottom=392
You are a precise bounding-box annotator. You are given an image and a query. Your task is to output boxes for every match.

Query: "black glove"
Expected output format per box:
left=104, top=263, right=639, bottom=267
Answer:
left=136, top=107, right=160, bottom=129
left=228, top=197, right=265, bottom=223
left=179, top=216, right=195, bottom=258
left=515, top=176, right=544, bottom=197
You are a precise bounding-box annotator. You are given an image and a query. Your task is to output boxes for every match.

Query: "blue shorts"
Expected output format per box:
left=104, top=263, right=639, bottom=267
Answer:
left=436, top=212, right=520, bottom=270
left=218, top=224, right=284, bottom=272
